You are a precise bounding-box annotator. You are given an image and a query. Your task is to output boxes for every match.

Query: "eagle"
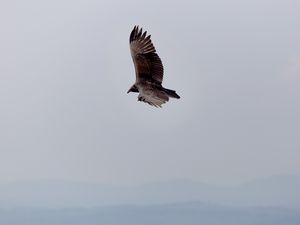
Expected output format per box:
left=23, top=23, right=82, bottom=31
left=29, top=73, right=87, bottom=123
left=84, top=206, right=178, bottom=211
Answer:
left=127, top=26, right=180, bottom=107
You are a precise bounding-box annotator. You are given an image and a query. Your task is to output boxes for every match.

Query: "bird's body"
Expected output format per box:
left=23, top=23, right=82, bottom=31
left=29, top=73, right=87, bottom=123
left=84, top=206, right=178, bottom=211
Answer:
left=127, top=26, right=180, bottom=107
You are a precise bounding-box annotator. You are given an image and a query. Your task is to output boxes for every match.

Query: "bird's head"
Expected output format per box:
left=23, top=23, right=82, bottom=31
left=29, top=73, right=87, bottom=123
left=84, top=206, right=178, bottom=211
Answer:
left=127, top=85, right=138, bottom=93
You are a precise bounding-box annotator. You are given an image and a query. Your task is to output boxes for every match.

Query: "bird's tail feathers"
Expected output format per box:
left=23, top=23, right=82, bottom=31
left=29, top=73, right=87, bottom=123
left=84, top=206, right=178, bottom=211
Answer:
left=163, top=88, right=180, bottom=99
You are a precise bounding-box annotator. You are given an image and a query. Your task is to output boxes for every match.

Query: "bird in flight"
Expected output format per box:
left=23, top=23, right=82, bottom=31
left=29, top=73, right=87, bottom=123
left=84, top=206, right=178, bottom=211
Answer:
left=127, top=26, right=180, bottom=107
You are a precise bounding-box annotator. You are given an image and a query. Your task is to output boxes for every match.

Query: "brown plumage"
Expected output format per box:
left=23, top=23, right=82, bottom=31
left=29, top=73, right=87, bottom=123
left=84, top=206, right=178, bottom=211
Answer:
left=127, top=26, right=180, bottom=107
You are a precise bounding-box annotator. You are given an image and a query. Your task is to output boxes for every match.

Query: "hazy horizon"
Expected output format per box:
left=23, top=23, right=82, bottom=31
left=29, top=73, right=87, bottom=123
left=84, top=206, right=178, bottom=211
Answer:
left=0, top=173, right=300, bottom=187
left=0, top=174, right=299, bottom=210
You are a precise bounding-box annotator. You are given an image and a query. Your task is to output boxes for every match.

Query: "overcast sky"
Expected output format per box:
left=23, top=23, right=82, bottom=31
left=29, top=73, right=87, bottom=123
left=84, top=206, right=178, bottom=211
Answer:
left=1, top=0, right=300, bottom=185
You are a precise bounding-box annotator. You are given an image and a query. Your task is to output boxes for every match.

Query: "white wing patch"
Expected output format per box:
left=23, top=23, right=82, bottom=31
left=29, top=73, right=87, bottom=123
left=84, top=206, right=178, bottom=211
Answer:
left=138, top=88, right=169, bottom=108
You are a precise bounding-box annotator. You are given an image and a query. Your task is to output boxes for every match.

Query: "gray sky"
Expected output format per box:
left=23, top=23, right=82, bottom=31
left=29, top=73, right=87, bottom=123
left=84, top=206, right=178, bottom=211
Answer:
left=1, top=0, right=300, bottom=185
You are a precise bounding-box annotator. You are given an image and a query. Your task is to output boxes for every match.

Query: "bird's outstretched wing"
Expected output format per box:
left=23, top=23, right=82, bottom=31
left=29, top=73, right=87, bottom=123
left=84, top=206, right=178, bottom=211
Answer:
left=129, top=26, right=164, bottom=84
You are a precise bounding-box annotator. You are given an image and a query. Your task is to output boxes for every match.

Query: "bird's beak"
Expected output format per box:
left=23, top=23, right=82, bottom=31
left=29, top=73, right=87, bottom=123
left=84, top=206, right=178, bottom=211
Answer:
left=127, top=89, right=131, bottom=94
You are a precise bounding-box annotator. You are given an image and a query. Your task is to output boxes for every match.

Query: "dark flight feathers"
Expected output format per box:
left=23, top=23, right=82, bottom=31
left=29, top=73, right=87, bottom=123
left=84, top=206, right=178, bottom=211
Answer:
left=129, top=26, right=164, bottom=84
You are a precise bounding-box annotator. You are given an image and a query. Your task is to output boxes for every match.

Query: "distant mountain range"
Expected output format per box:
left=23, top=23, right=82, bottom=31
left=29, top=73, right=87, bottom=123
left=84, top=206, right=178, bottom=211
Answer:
left=0, top=202, right=300, bottom=225
left=0, top=175, right=299, bottom=209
